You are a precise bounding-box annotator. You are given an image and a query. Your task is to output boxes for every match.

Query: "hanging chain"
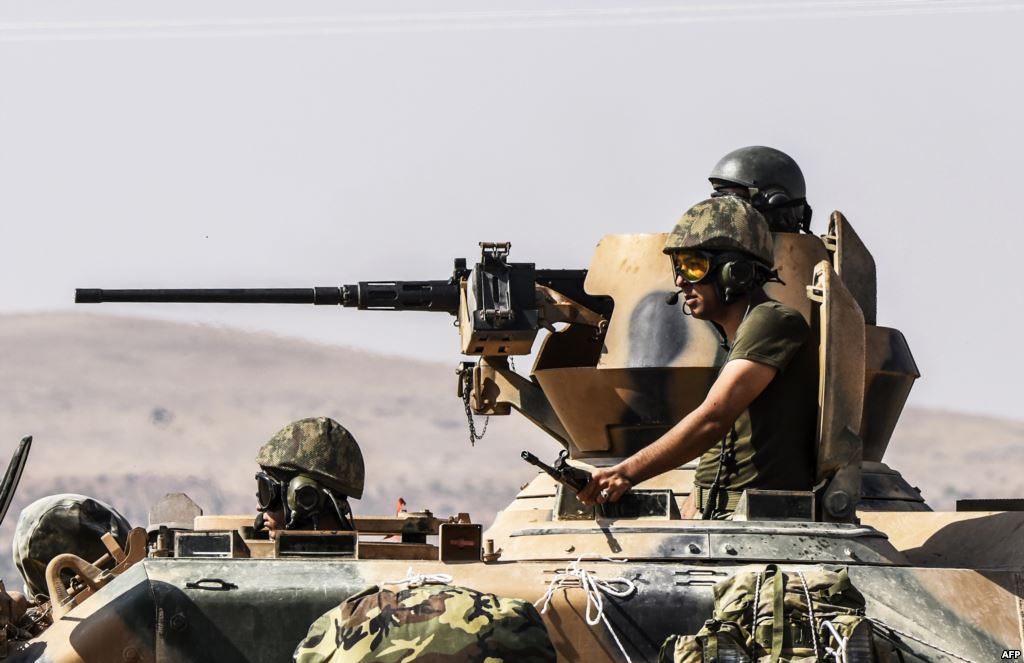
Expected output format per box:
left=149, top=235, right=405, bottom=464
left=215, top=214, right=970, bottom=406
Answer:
left=460, top=367, right=489, bottom=446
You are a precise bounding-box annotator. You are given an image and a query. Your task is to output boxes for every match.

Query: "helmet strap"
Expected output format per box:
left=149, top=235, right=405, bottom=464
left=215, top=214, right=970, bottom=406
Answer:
left=800, top=201, right=813, bottom=233
left=708, top=320, right=730, bottom=352
left=324, top=490, right=356, bottom=531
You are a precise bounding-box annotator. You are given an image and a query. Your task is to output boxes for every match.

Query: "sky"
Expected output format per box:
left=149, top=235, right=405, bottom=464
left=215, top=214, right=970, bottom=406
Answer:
left=1, top=0, right=1023, bottom=417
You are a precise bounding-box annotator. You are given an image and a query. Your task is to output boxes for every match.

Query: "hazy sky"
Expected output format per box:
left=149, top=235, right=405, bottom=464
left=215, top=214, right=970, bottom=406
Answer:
left=2, top=0, right=1023, bottom=417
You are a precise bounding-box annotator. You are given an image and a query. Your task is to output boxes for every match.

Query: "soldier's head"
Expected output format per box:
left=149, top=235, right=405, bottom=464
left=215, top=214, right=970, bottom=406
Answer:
left=254, top=417, right=364, bottom=534
left=709, top=145, right=812, bottom=233
left=13, top=494, right=131, bottom=599
left=664, top=196, right=776, bottom=320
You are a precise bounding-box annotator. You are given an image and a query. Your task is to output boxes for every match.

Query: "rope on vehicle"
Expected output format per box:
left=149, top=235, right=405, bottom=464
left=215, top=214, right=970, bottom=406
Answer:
left=535, top=558, right=637, bottom=663
left=382, top=566, right=454, bottom=588
left=822, top=620, right=849, bottom=663
left=752, top=569, right=763, bottom=632
left=797, top=571, right=822, bottom=660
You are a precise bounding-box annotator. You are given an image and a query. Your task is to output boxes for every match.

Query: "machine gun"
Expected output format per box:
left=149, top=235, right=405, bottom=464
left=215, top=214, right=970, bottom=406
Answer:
left=76, top=242, right=611, bottom=358
left=521, top=450, right=591, bottom=493
left=76, top=243, right=612, bottom=448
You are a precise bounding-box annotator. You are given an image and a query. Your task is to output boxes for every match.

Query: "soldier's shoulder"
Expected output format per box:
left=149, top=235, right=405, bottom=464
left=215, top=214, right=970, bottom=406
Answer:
left=743, top=300, right=809, bottom=338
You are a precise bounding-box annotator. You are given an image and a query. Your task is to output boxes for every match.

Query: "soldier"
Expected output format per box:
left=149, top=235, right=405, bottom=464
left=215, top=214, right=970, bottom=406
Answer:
left=254, top=416, right=364, bottom=535
left=13, top=493, right=131, bottom=600
left=578, top=197, right=819, bottom=518
left=709, top=145, right=813, bottom=233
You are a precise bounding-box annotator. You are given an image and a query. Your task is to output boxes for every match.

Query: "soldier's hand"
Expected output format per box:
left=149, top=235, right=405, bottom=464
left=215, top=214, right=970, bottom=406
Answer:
left=577, top=467, right=632, bottom=506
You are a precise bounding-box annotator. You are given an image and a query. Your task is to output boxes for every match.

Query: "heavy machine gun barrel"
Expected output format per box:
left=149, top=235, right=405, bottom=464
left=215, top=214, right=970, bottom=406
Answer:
left=74, top=245, right=613, bottom=361
left=75, top=281, right=461, bottom=313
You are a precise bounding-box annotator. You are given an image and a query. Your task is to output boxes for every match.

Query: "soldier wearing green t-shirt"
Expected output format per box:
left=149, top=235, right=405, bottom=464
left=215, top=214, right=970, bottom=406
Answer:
left=578, top=196, right=818, bottom=519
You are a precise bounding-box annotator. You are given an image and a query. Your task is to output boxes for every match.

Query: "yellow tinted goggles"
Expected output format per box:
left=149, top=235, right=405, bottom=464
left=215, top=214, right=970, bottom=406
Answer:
left=670, top=251, right=713, bottom=283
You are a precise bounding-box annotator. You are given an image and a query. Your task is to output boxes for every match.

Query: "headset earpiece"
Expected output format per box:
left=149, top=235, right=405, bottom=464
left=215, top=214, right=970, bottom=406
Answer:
left=718, top=258, right=770, bottom=303
left=765, top=190, right=791, bottom=207
left=749, top=186, right=791, bottom=211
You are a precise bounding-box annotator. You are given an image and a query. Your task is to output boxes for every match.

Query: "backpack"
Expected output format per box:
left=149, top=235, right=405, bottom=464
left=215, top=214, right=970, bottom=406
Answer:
left=659, top=565, right=880, bottom=663
left=293, top=582, right=556, bottom=663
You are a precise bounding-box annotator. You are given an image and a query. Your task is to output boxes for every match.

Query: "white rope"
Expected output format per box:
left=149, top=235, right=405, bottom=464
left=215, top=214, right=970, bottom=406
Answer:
left=796, top=571, right=821, bottom=661
left=535, top=558, right=637, bottom=663
left=752, top=570, right=764, bottom=641
left=382, top=566, right=454, bottom=588
left=822, top=620, right=848, bottom=663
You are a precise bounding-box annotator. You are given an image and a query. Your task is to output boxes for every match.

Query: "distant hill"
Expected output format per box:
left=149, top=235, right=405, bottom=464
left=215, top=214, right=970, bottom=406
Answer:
left=0, top=312, right=1020, bottom=587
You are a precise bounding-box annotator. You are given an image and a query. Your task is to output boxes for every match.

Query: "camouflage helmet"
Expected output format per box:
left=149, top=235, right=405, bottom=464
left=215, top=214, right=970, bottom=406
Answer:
left=13, top=494, right=131, bottom=599
left=663, top=196, right=774, bottom=266
left=255, top=417, right=364, bottom=500
left=709, top=145, right=806, bottom=200
left=294, top=582, right=556, bottom=663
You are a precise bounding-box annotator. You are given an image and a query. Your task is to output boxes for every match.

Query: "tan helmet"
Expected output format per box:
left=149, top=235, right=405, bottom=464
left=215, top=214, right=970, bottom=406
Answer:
left=255, top=417, right=365, bottom=499
left=663, top=196, right=774, bottom=266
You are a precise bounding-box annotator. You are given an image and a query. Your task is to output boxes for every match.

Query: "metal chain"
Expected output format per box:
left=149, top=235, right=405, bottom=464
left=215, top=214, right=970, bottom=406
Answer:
left=460, top=369, right=489, bottom=446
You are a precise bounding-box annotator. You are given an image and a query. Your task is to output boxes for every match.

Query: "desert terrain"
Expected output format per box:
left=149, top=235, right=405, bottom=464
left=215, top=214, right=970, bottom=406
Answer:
left=0, top=312, right=1020, bottom=585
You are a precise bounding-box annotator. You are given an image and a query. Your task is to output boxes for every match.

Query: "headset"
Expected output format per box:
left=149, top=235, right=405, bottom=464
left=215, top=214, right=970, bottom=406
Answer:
left=717, top=253, right=766, bottom=303
left=254, top=471, right=355, bottom=531
left=668, top=251, right=781, bottom=306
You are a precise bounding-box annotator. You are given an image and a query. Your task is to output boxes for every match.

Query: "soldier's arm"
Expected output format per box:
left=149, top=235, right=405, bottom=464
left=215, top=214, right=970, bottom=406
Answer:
left=578, top=359, right=777, bottom=504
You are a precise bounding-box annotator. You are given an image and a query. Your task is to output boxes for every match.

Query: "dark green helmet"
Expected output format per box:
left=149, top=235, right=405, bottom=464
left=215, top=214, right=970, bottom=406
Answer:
left=13, top=494, right=132, bottom=598
left=709, top=145, right=806, bottom=200
left=663, top=197, right=774, bottom=266
left=255, top=417, right=365, bottom=499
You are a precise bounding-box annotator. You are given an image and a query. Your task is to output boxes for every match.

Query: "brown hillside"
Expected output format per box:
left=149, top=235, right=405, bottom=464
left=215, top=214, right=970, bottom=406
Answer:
left=0, top=312, right=1020, bottom=585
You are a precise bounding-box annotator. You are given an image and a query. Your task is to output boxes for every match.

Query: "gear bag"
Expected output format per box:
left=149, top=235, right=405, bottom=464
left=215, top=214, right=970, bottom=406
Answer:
left=293, top=582, right=556, bottom=663
left=659, top=565, right=879, bottom=663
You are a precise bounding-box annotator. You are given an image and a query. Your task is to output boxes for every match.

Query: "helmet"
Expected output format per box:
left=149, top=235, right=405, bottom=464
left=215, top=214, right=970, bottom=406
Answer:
left=663, top=196, right=774, bottom=266
left=709, top=145, right=806, bottom=201
left=255, top=417, right=365, bottom=499
left=13, top=494, right=131, bottom=598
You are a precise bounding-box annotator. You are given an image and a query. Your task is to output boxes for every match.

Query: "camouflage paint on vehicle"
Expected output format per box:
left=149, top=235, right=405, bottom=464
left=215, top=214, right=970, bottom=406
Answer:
left=12, top=553, right=1023, bottom=662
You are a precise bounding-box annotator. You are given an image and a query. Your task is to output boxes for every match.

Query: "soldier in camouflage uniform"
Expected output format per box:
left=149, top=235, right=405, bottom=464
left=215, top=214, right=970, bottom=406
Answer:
left=708, top=145, right=813, bottom=233
left=579, top=197, right=819, bottom=518
left=293, top=581, right=556, bottom=663
left=254, top=416, right=364, bottom=535
left=13, top=493, right=131, bottom=599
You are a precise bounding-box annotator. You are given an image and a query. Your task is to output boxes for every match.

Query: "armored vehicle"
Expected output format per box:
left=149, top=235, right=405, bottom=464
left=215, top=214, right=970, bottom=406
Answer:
left=5, top=213, right=1023, bottom=662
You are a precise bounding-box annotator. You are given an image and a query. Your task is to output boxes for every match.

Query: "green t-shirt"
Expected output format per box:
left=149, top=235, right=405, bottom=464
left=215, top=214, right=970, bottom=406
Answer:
left=694, top=300, right=818, bottom=492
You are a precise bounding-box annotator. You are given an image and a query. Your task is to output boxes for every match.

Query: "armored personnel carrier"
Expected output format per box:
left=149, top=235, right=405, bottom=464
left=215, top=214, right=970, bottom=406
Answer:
left=5, top=212, right=1023, bottom=662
